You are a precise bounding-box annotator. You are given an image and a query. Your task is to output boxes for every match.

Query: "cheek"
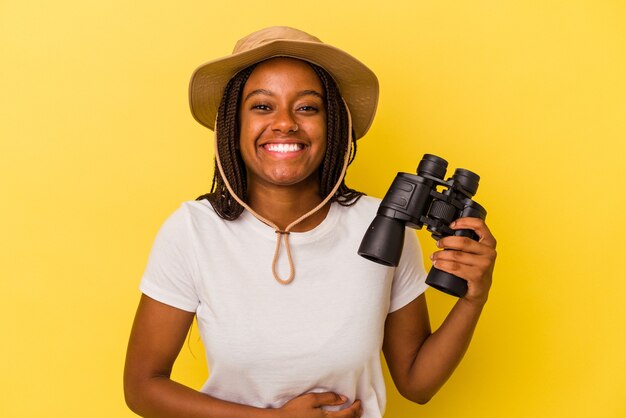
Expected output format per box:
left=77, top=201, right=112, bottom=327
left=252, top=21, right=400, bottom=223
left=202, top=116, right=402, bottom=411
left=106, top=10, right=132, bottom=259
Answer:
left=238, top=120, right=260, bottom=157
left=317, top=142, right=328, bottom=165
left=317, top=126, right=328, bottom=161
left=312, top=118, right=327, bottom=155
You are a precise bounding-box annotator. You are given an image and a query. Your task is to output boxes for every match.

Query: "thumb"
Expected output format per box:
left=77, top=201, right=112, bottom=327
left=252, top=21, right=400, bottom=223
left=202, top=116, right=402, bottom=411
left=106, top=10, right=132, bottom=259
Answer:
left=310, top=392, right=348, bottom=407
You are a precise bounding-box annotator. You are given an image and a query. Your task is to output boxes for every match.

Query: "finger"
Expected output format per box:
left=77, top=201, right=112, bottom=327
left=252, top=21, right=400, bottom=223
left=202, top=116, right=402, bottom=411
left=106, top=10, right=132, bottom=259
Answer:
left=329, top=400, right=362, bottom=417
left=450, top=218, right=497, bottom=248
left=437, top=235, right=497, bottom=260
left=431, top=252, right=494, bottom=280
left=435, top=243, right=497, bottom=270
left=309, top=392, right=348, bottom=407
left=432, top=249, right=479, bottom=267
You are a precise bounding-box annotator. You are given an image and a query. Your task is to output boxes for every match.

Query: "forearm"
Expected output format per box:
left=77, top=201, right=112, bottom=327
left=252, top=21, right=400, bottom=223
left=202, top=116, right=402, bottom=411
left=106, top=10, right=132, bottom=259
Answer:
left=403, top=298, right=485, bottom=403
left=385, top=217, right=496, bottom=404
left=125, top=376, right=277, bottom=418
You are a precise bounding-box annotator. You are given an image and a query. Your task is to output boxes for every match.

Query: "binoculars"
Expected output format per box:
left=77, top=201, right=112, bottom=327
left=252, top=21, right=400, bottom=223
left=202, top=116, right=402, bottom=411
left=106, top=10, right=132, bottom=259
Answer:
left=358, top=154, right=487, bottom=297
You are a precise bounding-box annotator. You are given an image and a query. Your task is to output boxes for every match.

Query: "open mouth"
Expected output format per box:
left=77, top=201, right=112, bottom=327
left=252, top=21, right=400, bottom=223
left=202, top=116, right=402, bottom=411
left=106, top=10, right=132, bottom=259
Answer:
left=263, top=143, right=305, bottom=153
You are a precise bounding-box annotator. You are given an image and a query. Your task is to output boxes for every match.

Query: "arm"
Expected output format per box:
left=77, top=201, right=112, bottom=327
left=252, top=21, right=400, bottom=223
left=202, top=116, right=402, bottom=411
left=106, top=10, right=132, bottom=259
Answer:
left=124, top=295, right=363, bottom=418
left=382, top=217, right=497, bottom=404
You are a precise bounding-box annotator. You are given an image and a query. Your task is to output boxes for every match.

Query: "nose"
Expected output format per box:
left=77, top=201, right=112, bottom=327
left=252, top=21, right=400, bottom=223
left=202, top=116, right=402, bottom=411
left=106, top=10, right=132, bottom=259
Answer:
left=272, top=108, right=298, bottom=134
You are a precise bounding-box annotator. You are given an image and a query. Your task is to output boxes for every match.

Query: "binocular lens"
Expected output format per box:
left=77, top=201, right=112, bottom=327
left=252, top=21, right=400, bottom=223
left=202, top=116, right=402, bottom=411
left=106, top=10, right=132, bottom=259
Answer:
left=452, top=168, right=480, bottom=196
left=417, top=154, right=448, bottom=179
left=357, top=215, right=406, bottom=267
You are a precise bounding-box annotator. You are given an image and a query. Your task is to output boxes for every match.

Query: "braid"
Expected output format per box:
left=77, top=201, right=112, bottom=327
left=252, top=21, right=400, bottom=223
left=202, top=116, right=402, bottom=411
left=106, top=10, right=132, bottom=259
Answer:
left=196, top=65, right=256, bottom=219
left=197, top=59, right=364, bottom=219
left=309, top=63, right=364, bottom=206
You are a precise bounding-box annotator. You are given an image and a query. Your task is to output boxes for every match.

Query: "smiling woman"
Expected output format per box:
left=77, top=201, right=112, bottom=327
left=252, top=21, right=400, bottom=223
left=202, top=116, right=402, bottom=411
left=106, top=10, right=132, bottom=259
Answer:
left=204, top=53, right=360, bottom=228
left=238, top=58, right=328, bottom=204
left=123, top=26, right=497, bottom=418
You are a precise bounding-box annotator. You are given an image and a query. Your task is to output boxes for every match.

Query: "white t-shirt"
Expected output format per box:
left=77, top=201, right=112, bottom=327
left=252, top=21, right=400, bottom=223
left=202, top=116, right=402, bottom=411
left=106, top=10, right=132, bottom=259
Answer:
left=140, top=196, right=428, bottom=417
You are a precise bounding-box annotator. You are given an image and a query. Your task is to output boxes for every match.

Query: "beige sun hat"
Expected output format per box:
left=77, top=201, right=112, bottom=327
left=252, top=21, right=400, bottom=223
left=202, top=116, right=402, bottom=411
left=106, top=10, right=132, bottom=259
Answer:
left=189, top=26, right=379, bottom=139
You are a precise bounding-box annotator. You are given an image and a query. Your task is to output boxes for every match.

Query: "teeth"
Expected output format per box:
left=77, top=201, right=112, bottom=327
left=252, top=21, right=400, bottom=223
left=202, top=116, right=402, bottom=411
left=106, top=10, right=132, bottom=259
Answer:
left=265, top=143, right=303, bottom=153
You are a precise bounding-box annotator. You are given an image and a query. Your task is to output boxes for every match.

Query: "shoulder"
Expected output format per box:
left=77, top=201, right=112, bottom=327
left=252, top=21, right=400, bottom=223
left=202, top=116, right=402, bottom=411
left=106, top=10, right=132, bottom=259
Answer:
left=178, top=199, right=219, bottom=221
left=354, top=194, right=382, bottom=209
left=176, top=199, right=223, bottom=222
left=330, top=195, right=382, bottom=233
left=156, top=199, right=222, bottom=236
left=335, top=195, right=381, bottom=218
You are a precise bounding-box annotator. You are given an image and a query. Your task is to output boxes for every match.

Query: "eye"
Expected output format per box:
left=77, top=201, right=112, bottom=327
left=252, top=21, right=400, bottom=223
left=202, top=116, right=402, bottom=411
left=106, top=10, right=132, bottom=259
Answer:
left=297, top=105, right=319, bottom=112
left=251, top=103, right=272, bottom=111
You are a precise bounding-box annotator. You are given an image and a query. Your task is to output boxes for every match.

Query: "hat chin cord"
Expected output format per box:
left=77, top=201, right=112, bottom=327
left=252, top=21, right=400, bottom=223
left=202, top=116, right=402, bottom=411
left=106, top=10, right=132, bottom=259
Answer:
left=213, top=104, right=354, bottom=285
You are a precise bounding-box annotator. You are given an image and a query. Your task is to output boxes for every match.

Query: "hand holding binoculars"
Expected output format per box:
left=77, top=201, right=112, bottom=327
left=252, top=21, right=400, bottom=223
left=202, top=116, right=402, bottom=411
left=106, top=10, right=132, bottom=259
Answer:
left=358, top=154, right=487, bottom=297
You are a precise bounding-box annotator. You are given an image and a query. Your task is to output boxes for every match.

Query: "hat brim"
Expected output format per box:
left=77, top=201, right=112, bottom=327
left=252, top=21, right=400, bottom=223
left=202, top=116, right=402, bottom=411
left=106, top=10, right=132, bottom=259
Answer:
left=189, top=39, right=379, bottom=140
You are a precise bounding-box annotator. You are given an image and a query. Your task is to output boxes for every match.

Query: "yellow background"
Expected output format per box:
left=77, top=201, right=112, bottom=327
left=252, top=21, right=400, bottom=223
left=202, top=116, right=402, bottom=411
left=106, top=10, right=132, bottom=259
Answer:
left=2, top=1, right=625, bottom=417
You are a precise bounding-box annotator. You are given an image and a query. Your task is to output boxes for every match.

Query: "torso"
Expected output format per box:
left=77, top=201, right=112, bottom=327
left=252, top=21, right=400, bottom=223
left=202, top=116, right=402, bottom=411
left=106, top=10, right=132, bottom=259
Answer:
left=140, top=196, right=428, bottom=417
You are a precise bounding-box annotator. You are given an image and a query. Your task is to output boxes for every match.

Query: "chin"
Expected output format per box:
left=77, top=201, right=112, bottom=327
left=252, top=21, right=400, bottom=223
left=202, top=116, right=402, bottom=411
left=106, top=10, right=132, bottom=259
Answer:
left=267, top=171, right=315, bottom=186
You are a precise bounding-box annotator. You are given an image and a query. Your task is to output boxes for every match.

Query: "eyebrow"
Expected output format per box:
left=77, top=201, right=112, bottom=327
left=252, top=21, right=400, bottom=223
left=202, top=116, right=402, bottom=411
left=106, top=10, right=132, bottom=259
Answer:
left=243, top=89, right=324, bottom=102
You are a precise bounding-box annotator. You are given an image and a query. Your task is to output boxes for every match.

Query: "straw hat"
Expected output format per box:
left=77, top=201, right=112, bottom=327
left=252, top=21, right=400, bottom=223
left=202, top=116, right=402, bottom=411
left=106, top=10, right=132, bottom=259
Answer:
left=189, top=26, right=379, bottom=139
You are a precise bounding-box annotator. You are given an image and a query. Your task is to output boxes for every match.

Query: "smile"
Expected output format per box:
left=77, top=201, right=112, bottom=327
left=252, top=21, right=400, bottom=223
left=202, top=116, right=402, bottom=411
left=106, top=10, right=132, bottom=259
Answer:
left=263, top=143, right=305, bottom=153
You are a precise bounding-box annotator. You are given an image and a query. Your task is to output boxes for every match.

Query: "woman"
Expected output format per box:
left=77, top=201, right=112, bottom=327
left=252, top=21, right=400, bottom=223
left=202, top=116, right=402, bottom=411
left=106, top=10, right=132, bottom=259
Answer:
left=124, top=26, right=497, bottom=418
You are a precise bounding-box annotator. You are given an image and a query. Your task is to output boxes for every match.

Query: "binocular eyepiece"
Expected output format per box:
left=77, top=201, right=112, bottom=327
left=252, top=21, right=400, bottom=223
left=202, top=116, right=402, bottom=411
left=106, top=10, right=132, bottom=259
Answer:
left=357, top=154, right=487, bottom=297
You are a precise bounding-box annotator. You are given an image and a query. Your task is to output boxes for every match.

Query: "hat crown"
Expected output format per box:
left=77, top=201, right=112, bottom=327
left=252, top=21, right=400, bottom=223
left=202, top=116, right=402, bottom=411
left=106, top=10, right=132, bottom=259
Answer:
left=233, top=26, right=322, bottom=54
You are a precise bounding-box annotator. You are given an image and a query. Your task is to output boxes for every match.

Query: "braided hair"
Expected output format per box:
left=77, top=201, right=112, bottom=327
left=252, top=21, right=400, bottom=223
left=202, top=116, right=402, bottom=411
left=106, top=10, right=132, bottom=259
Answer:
left=197, top=59, right=364, bottom=220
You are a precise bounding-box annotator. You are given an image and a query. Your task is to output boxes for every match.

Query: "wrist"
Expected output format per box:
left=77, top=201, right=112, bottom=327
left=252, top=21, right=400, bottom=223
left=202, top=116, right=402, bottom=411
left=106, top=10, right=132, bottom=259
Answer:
left=266, top=406, right=285, bottom=418
left=458, top=295, right=488, bottom=311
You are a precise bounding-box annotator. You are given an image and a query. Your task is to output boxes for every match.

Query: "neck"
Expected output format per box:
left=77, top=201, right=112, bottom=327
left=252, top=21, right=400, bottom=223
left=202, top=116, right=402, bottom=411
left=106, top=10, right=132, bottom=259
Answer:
left=246, top=182, right=331, bottom=232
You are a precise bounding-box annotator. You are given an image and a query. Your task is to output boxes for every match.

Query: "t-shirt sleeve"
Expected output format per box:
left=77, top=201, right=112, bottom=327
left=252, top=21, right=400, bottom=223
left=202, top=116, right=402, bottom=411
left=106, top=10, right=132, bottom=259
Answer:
left=139, top=207, right=200, bottom=312
left=388, top=229, right=429, bottom=313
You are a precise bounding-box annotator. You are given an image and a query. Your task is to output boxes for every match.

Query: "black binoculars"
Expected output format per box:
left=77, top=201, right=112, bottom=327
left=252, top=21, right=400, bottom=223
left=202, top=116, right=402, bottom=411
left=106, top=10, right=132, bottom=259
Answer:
left=358, top=154, right=487, bottom=297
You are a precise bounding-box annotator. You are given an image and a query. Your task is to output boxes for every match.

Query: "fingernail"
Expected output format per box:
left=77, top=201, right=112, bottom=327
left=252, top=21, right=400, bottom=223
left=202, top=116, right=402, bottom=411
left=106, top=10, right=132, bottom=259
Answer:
left=429, top=254, right=434, bottom=260
left=436, top=240, right=441, bottom=248
left=450, top=221, right=456, bottom=228
left=339, top=395, right=347, bottom=402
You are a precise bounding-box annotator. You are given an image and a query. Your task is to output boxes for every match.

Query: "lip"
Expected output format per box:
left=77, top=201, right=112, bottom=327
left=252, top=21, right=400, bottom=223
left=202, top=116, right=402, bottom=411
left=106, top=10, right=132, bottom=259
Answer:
left=259, top=139, right=307, bottom=146
left=259, top=140, right=308, bottom=157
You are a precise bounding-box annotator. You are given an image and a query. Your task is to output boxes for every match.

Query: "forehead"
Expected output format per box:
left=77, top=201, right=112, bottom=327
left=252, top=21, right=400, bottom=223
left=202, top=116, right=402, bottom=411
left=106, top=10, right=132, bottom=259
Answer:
left=244, top=57, right=323, bottom=91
